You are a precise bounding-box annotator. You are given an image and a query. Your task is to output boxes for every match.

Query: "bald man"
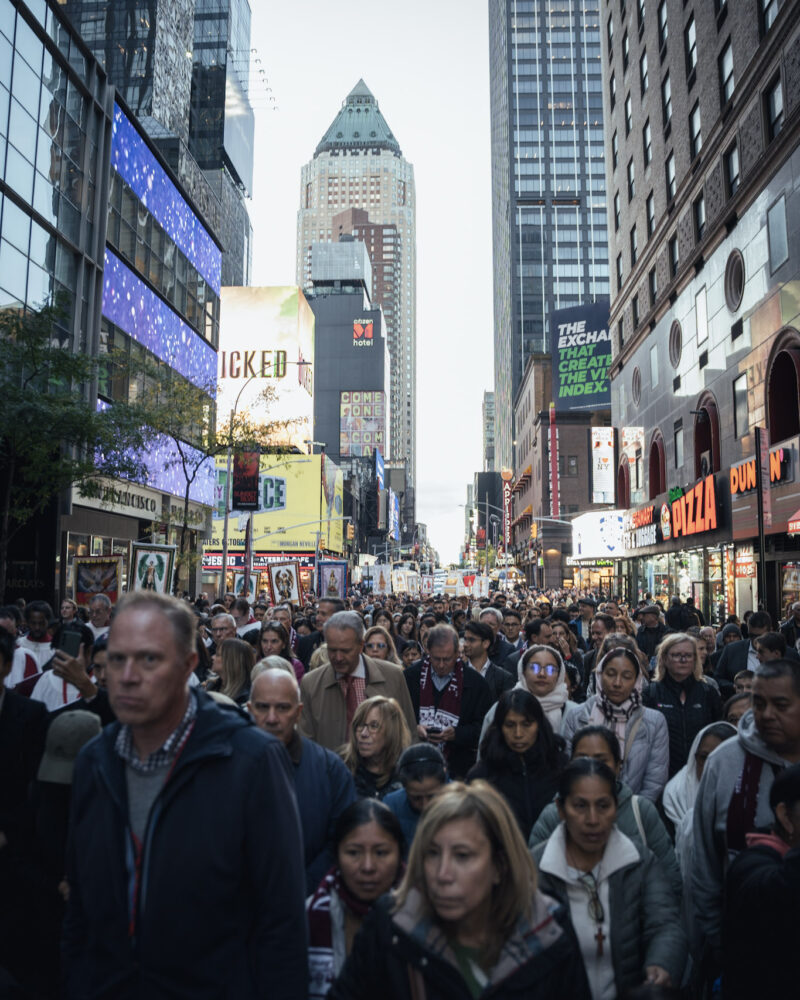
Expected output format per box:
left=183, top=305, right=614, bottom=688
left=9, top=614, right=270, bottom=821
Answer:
left=249, top=669, right=355, bottom=893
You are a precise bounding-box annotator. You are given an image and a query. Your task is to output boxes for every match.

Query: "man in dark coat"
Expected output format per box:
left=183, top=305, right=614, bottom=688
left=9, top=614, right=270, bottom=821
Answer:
left=715, top=612, right=799, bottom=694
left=635, top=605, right=672, bottom=660
left=462, top=620, right=514, bottom=702
left=63, top=592, right=308, bottom=999
left=404, top=624, right=493, bottom=780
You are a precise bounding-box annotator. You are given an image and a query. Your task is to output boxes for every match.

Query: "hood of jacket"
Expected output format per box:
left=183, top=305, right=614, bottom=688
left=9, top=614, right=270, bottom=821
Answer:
left=737, top=708, right=793, bottom=767
left=537, top=823, right=641, bottom=884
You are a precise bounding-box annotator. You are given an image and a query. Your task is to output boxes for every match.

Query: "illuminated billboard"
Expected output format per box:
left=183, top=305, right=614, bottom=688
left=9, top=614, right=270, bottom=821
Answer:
left=339, top=391, right=386, bottom=456
left=217, top=287, right=314, bottom=453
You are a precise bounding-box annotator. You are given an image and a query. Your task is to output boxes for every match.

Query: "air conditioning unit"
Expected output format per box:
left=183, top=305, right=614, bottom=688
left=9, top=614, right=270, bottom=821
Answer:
left=700, top=450, right=712, bottom=477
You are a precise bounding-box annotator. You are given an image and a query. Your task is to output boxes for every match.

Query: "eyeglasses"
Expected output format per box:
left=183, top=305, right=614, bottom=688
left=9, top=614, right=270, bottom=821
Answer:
left=527, top=662, right=559, bottom=676
left=577, top=871, right=605, bottom=924
left=357, top=720, right=382, bottom=733
left=667, top=651, right=694, bottom=661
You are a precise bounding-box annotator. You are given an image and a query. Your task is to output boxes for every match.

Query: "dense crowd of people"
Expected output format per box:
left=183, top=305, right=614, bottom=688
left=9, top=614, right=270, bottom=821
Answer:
left=1, top=584, right=798, bottom=998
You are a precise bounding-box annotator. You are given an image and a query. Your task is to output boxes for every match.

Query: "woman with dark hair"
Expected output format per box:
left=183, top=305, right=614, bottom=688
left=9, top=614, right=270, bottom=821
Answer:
left=396, top=613, right=418, bottom=652
left=329, top=782, right=590, bottom=1000
left=400, top=640, right=422, bottom=670
left=468, top=690, right=567, bottom=838
left=383, top=744, right=448, bottom=854
left=372, top=609, right=398, bottom=642
left=452, top=608, right=467, bottom=636
left=562, top=647, right=669, bottom=800
left=533, top=759, right=687, bottom=997
left=530, top=726, right=681, bottom=898
left=307, top=799, right=404, bottom=998
left=259, top=620, right=304, bottom=681
left=723, top=691, right=751, bottom=726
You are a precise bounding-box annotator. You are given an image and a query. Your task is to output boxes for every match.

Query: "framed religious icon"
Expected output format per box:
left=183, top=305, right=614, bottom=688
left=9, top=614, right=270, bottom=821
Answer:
left=268, top=562, right=303, bottom=604
left=73, top=555, right=124, bottom=605
left=317, top=560, right=347, bottom=599
left=130, top=543, right=176, bottom=595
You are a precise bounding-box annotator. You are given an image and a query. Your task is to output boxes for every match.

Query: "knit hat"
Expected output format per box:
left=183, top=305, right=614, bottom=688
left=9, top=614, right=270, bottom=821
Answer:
left=37, top=710, right=101, bottom=784
left=721, top=623, right=742, bottom=639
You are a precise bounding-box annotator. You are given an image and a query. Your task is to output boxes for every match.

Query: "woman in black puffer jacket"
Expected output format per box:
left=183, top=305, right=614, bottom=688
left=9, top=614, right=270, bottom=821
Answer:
left=467, top=689, right=567, bottom=841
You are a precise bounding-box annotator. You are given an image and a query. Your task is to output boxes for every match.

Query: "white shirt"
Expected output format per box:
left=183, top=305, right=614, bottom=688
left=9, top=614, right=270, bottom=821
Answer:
left=30, top=670, right=88, bottom=711
left=88, top=622, right=110, bottom=640
left=16, top=635, right=53, bottom=672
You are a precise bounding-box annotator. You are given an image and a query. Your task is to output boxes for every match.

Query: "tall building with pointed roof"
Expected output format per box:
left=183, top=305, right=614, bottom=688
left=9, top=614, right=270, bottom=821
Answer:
left=297, top=81, right=417, bottom=491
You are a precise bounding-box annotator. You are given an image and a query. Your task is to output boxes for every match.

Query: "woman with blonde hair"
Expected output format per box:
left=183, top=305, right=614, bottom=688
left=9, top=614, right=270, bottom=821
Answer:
left=340, top=695, right=412, bottom=800
left=204, top=637, right=253, bottom=705
left=643, top=631, right=723, bottom=776
left=329, top=781, right=590, bottom=999
left=363, top=625, right=403, bottom=666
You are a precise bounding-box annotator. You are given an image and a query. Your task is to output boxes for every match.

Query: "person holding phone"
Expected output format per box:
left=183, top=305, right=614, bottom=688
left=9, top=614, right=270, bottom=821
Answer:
left=30, top=631, right=94, bottom=712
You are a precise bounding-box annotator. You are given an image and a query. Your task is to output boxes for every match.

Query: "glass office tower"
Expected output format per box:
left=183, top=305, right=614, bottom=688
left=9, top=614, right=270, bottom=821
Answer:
left=489, top=0, right=609, bottom=468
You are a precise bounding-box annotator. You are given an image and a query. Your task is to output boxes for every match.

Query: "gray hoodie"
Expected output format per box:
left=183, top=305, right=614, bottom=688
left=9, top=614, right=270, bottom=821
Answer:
left=690, top=709, right=791, bottom=951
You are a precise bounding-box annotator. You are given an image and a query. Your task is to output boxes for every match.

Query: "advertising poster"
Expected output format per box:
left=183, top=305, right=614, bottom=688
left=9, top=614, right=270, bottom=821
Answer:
left=339, top=391, right=386, bottom=457
left=232, top=451, right=260, bottom=510
left=389, top=489, right=401, bottom=542
left=73, top=555, right=124, bottom=605
left=131, top=544, right=176, bottom=594
left=217, top=287, right=314, bottom=453
left=550, top=300, right=611, bottom=412
left=318, top=560, right=347, bottom=599
left=591, top=427, right=615, bottom=504
left=375, top=449, right=385, bottom=490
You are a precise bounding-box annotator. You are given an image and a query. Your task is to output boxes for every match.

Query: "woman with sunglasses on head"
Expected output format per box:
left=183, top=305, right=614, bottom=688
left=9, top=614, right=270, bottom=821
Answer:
left=562, top=647, right=669, bottom=801
left=532, top=758, right=687, bottom=998
left=642, top=632, right=723, bottom=777
left=468, top=689, right=567, bottom=839
left=259, top=619, right=305, bottom=682
left=340, top=695, right=412, bottom=800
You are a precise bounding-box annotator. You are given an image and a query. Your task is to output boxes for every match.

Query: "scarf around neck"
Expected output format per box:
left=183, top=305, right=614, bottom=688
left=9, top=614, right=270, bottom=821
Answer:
left=516, top=650, right=569, bottom=733
left=588, top=668, right=645, bottom=760
left=307, top=867, right=375, bottom=998
left=418, top=656, right=465, bottom=759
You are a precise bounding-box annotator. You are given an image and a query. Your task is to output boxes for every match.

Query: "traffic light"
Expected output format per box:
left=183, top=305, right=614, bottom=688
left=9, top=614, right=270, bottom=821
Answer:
left=346, top=522, right=355, bottom=540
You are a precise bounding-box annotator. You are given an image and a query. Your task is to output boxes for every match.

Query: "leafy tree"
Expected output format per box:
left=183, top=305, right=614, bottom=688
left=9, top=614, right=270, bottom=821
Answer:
left=0, top=303, right=149, bottom=602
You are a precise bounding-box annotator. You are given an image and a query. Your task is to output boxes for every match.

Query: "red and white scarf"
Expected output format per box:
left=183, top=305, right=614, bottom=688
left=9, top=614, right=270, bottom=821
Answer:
left=418, top=656, right=465, bottom=752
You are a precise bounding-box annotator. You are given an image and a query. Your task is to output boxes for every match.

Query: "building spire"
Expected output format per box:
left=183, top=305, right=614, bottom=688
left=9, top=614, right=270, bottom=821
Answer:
left=315, top=81, right=401, bottom=157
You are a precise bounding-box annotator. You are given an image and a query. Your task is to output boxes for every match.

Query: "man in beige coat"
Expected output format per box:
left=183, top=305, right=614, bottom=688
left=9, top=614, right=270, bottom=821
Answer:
left=299, top=611, right=416, bottom=751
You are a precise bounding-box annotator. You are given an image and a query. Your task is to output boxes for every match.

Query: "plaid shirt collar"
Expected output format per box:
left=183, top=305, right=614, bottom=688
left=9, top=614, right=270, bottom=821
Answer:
left=115, top=690, right=197, bottom=773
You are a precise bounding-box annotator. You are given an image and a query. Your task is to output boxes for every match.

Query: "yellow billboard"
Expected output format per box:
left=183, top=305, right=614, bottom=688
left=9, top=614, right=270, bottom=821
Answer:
left=217, top=287, right=314, bottom=453
left=203, top=454, right=344, bottom=560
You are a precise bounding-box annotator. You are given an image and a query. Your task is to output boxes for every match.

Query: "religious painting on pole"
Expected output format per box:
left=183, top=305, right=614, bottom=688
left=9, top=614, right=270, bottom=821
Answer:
left=339, top=391, right=386, bottom=456
left=591, top=428, right=615, bottom=504
left=550, top=299, right=611, bottom=413
left=318, top=559, right=347, bottom=599
left=233, top=573, right=259, bottom=599
left=73, top=555, right=124, bottom=605
left=267, top=561, right=303, bottom=604
left=131, top=543, right=176, bottom=594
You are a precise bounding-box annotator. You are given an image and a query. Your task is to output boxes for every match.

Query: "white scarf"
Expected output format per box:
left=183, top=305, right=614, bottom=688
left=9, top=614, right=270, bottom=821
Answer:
left=516, top=649, right=569, bottom=733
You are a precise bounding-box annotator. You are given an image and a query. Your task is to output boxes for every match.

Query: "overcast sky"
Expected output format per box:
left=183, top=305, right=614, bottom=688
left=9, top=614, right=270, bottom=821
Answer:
left=248, top=0, right=493, bottom=565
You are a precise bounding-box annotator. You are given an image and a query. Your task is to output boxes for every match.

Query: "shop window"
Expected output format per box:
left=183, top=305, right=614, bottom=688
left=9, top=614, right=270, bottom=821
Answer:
left=733, top=372, right=748, bottom=439
left=767, top=341, right=800, bottom=444
left=648, top=431, right=666, bottom=498
left=693, top=391, right=721, bottom=478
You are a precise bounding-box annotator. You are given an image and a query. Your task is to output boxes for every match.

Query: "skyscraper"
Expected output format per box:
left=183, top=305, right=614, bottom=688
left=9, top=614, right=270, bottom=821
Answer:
left=482, top=391, right=495, bottom=471
left=296, top=80, right=417, bottom=489
left=489, top=0, right=610, bottom=469
left=60, top=0, right=254, bottom=286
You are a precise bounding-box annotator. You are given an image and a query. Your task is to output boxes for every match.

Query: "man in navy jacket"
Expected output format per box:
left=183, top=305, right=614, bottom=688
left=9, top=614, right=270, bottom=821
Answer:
left=63, top=591, right=308, bottom=999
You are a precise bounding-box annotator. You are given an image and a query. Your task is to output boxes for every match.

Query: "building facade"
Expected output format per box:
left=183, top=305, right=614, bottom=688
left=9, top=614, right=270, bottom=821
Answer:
left=603, top=0, right=800, bottom=622
left=482, top=390, right=496, bottom=471
left=61, top=0, right=253, bottom=287
left=489, top=0, right=610, bottom=469
left=296, top=80, right=417, bottom=490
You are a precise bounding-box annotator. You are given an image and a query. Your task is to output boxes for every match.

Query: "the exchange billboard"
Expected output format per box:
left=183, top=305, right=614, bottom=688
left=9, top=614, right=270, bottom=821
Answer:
left=551, top=300, right=611, bottom=413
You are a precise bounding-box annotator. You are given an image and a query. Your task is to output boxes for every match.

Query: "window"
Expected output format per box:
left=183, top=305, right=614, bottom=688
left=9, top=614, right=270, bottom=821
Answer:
left=689, top=102, right=702, bottom=158
left=640, top=51, right=649, bottom=95
left=662, top=73, right=672, bottom=128
left=650, top=343, right=659, bottom=387
left=643, top=119, right=652, bottom=165
left=614, top=191, right=621, bottom=230
left=623, top=31, right=629, bottom=71
left=719, top=42, right=734, bottom=103
left=766, top=76, right=784, bottom=140
left=567, top=455, right=578, bottom=477
left=666, top=151, right=676, bottom=200
left=627, top=158, right=635, bottom=200
left=607, top=14, right=614, bottom=51
left=616, top=252, right=624, bottom=291
left=674, top=423, right=684, bottom=468
left=638, top=0, right=646, bottom=31
left=725, top=144, right=740, bottom=195
left=649, top=266, right=658, bottom=304
left=625, top=93, right=633, bottom=135
left=646, top=191, right=656, bottom=236
left=734, top=373, right=748, bottom=438
left=694, top=194, right=706, bottom=240
left=617, top=318, right=624, bottom=350
left=768, top=195, right=789, bottom=271
left=685, top=16, right=697, bottom=80
left=633, top=294, right=640, bottom=329
left=761, top=0, right=781, bottom=34
left=669, top=321, right=683, bottom=367
left=610, top=71, right=617, bottom=109
left=658, top=0, right=668, bottom=50
left=630, top=225, right=638, bottom=266
left=612, top=130, right=619, bottom=169
left=669, top=235, right=679, bottom=277
left=696, top=286, right=708, bottom=345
